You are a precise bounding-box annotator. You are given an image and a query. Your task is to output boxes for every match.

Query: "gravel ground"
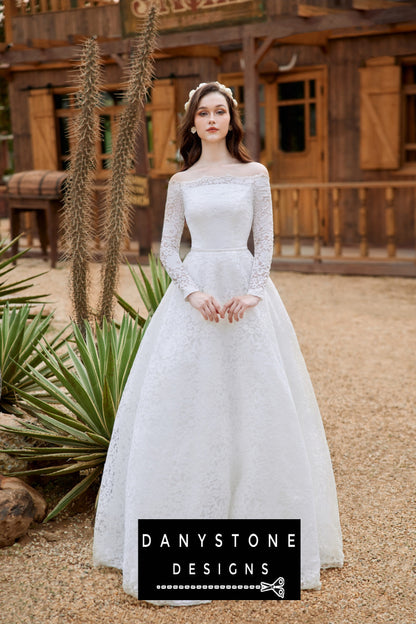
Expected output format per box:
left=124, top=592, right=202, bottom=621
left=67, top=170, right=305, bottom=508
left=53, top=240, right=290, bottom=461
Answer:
left=0, top=258, right=415, bottom=624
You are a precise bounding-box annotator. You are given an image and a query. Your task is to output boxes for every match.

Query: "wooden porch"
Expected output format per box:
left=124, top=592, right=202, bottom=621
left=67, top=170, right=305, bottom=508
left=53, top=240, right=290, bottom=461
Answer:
left=270, top=180, right=416, bottom=277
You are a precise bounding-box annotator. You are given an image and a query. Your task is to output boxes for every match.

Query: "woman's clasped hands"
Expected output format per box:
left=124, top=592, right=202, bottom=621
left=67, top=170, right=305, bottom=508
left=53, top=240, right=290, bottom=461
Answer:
left=186, top=291, right=260, bottom=323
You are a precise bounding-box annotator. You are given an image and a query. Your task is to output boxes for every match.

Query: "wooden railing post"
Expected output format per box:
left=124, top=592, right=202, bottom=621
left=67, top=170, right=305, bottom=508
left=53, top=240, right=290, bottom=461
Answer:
left=3, top=0, right=18, bottom=42
left=272, top=189, right=281, bottom=257
left=414, top=189, right=416, bottom=265
left=332, top=187, right=342, bottom=257
left=385, top=186, right=396, bottom=258
left=358, top=187, right=368, bottom=257
left=312, top=188, right=321, bottom=261
left=292, top=189, right=300, bottom=257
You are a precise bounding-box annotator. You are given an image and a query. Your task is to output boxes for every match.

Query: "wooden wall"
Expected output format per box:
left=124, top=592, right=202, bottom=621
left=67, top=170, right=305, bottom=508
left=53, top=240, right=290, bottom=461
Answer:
left=327, top=31, right=416, bottom=245
left=7, top=24, right=416, bottom=248
left=221, top=30, right=416, bottom=247
left=11, top=5, right=121, bottom=47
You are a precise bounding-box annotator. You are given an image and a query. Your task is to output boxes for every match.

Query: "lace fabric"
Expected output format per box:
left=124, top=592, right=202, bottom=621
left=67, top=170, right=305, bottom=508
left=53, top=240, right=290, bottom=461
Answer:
left=92, top=173, right=344, bottom=605
left=159, top=174, right=273, bottom=299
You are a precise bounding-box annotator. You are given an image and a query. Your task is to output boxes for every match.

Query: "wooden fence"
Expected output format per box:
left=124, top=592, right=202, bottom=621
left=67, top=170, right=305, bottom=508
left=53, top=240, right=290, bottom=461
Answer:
left=270, top=181, right=416, bottom=274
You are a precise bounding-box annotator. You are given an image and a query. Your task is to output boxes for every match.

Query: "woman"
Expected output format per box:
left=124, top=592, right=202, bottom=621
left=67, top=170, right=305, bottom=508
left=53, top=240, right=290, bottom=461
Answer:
left=92, top=81, right=344, bottom=606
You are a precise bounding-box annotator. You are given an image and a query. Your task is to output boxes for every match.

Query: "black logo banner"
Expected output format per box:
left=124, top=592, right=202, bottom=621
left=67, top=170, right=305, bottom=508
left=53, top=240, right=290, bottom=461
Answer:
left=138, top=519, right=300, bottom=600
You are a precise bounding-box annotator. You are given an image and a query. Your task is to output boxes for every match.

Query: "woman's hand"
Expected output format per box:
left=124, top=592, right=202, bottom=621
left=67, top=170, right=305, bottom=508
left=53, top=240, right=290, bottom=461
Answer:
left=186, top=291, right=224, bottom=322
left=221, top=295, right=260, bottom=323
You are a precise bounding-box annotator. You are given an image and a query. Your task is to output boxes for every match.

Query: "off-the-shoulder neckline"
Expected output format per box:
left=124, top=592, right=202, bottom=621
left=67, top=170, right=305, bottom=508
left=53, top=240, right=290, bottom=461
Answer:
left=170, top=173, right=269, bottom=186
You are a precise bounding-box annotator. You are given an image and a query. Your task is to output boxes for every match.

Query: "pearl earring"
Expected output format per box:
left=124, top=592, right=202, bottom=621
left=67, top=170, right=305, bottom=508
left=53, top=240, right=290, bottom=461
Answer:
left=191, top=126, right=197, bottom=134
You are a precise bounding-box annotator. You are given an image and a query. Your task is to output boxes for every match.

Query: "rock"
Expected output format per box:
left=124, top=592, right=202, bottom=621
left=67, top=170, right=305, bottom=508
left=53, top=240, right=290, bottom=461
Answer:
left=0, top=474, right=48, bottom=547
left=0, top=488, right=34, bottom=547
left=0, top=412, right=35, bottom=474
left=0, top=475, right=47, bottom=522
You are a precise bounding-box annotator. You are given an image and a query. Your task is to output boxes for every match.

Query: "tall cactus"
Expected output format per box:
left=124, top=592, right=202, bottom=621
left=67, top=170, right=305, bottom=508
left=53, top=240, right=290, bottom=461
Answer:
left=62, top=37, right=102, bottom=332
left=97, top=4, right=158, bottom=324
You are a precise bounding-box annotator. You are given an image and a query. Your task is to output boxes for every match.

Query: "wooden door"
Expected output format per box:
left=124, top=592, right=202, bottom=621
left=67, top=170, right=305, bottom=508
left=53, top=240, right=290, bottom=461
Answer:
left=268, top=69, right=328, bottom=241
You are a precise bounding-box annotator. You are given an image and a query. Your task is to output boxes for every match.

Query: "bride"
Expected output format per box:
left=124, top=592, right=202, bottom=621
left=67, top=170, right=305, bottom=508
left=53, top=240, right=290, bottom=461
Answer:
left=92, top=81, right=344, bottom=606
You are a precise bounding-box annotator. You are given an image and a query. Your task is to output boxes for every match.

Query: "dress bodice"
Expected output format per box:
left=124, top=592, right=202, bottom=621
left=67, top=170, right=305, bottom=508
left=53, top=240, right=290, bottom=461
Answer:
left=159, top=174, right=274, bottom=299
left=181, top=177, right=255, bottom=250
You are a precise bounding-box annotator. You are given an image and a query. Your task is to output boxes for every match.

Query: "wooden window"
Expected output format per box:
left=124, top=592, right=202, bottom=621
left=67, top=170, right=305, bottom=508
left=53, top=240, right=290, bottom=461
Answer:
left=146, top=80, right=177, bottom=176
left=54, top=80, right=176, bottom=177
left=28, top=89, right=59, bottom=169
left=359, top=58, right=401, bottom=170
left=54, top=89, right=124, bottom=178
left=402, top=63, right=416, bottom=165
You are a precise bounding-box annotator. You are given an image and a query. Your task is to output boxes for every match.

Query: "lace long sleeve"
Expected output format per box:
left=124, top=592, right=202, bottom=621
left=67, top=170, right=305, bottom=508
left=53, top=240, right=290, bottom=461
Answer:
left=159, top=179, right=199, bottom=299
left=247, top=174, right=274, bottom=299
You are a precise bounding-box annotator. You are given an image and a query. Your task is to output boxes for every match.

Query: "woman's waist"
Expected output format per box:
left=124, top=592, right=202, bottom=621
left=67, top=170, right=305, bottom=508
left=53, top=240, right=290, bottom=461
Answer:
left=190, top=245, right=249, bottom=253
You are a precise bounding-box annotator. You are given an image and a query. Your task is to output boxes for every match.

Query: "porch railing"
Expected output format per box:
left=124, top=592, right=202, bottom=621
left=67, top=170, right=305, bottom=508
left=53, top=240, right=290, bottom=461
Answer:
left=270, top=180, right=416, bottom=264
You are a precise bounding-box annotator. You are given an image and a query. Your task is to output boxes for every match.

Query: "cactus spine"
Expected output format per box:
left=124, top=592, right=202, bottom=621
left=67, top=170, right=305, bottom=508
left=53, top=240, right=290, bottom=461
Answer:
left=98, top=5, right=158, bottom=324
left=62, top=37, right=102, bottom=332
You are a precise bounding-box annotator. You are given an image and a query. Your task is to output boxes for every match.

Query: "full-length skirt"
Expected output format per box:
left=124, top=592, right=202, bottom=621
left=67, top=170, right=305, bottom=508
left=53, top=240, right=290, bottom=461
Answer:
left=92, top=248, right=344, bottom=598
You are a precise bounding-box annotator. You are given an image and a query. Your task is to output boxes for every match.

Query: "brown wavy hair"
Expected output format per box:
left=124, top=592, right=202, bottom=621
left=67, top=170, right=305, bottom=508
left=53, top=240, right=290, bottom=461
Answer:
left=178, top=82, right=252, bottom=170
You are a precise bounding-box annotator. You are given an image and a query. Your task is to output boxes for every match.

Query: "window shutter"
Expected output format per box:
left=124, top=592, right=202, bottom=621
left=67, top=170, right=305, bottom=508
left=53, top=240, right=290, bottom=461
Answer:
left=151, top=82, right=177, bottom=175
left=28, top=89, right=59, bottom=170
left=359, top=60, right=400, bottom=170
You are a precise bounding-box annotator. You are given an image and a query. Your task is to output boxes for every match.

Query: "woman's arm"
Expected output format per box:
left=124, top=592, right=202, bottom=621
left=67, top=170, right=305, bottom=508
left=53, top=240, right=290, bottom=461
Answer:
left=160, top=179, right=222, bottom=321
left=247, top=173, right=274, bottom=298
left=222, top=173, right=273, bottom=322
left=159, top=179, right=199, bottom=299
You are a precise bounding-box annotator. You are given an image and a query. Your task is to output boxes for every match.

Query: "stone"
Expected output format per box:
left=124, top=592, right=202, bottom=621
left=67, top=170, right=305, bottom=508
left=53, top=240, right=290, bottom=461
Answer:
left=0, top=474, right=48, bottom=547
left=0, top=487, right=34, bottom=547
left=0, top=412, right=35, bottom=474
left=0, top=475, right=47, bottom=522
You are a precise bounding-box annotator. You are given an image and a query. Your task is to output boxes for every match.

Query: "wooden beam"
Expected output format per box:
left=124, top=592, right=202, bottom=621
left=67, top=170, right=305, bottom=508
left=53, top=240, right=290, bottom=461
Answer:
left=243, top=34, right=260, bottom=162
left=2, top=5, right=416, bottom=66
left=111, top=53, right=126, bottom=70
left=254, top=36, right=275, bottom=66
left=298, top=4, right=349, bottom=18
left=161, top=45, right=221, bottom=59
left=353, top=0, right=410, bottom=9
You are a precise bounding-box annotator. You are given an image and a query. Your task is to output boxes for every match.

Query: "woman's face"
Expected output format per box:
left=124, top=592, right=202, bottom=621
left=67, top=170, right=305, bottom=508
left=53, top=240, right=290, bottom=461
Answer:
left=193, top=91, right=231, bottom=143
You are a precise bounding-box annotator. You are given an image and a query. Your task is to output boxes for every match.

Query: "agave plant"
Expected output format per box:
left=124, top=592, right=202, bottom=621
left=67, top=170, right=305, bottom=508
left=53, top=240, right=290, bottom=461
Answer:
left=0, top=314, right=146, bottom=522
left=0, top=237, right=49, bottom=313
left=0, top=304, right=68, bottom=414
left=115, top=253, right=171, bottom=326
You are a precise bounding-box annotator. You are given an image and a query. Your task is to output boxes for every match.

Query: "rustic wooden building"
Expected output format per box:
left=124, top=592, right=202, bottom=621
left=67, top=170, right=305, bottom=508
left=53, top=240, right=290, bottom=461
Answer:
left=1, top=0, right=416, bottom=274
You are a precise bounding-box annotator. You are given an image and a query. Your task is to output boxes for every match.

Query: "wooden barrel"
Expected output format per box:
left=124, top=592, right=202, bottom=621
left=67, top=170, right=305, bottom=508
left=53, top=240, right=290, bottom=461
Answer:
left=7, top=170, right=67, bottom=198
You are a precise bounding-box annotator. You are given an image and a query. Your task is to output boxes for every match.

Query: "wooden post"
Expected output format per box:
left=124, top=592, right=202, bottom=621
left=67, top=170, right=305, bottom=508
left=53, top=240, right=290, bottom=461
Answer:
left=332, top=187, right=342, bottom=257
left=243, top=35, right=260, bottom=162
left=358, top=187, right=368, bottom=257
left=385, top=186, right=396, bottom=258
left=272, top=189, right=281, bottom=257
left=293, top=189, right=300, bottom=257
left=242, top=35, right=274, bottom=162
left=312, top=188, right=321, bottom=261
left=414, top=189, right=416, bottom=265
left=3, top=0, right=17, bottom=43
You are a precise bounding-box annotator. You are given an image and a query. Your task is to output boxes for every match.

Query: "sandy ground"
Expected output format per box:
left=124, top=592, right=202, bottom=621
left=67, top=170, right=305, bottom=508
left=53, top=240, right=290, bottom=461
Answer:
left=0, top=256, right=415, bottom=624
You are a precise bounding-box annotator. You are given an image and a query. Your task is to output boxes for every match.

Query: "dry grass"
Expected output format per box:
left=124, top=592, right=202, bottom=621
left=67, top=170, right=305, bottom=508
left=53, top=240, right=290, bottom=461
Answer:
left=0, top=260, right=415, bottom=624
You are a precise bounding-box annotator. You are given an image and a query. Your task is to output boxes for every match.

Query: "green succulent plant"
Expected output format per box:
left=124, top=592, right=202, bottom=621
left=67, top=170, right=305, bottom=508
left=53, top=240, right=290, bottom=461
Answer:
left=0, top=314, right=146, bottom=521
left=115, top=253, right=171, bottom=326
left=0, top=304, right=67, bottom=415
left=0, top=237, right=49, bottom=314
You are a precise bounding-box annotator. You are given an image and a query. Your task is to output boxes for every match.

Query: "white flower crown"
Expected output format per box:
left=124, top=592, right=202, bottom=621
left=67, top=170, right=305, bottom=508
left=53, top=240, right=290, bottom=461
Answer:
left=184, top=81, right=238, bottom=112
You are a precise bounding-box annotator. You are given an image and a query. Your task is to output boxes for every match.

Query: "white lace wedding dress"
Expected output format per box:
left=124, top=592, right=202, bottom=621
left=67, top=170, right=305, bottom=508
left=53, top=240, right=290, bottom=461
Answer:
left=92, top=172, right=344, bottom=606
